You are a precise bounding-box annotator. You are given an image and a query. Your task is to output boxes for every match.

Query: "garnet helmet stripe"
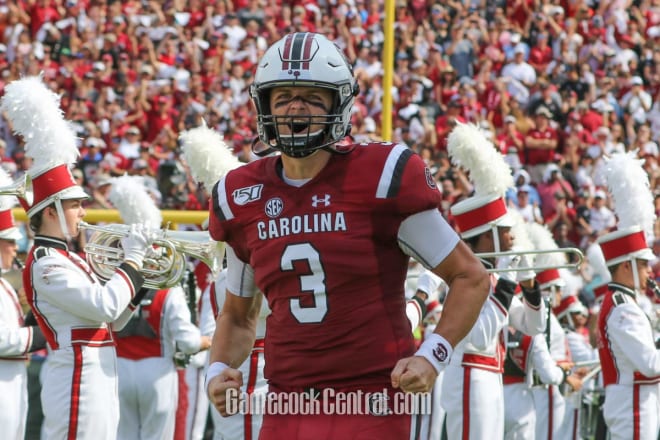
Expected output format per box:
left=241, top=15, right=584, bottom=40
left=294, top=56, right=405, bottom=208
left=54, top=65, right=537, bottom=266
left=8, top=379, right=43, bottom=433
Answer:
left=281, top=34, right=294, bottom=70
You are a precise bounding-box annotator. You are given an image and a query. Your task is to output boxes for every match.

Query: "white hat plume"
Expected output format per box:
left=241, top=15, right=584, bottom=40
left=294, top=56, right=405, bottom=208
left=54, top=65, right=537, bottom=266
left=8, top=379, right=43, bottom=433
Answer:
left=526, top=222, right=566, bottom=268
left=108, top=175, right=162, bottom=228
left=0, top=75, right=79, bottom=175
left=179, top=123, right=242, bottom=190
left=602, top=151, right=655, bottom=241
left=447, top=122, right=514, bottom=197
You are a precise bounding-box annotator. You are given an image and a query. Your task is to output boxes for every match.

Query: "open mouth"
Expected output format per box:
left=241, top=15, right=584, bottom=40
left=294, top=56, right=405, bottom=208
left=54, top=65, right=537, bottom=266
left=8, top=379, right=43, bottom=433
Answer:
left=290, top=122, right=309, bottom=133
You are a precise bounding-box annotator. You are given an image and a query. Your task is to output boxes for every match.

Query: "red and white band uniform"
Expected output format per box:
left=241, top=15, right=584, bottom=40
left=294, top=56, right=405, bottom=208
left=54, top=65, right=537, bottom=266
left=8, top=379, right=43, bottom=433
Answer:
left=416, top=324, right=445, bottom=440
left=531, top=310, right=572, bottom=440
left=411, top=270, right=446, bottom=440
left=23, top=236, right=144, bottom=440
left=204, top=269, right=269, bottom=440
left=557, top=295, right=600, bottom=440
left=0, top=273, right=42, bottom=440
left=114, top=285, right=206, bottom=440
left=597, top=283, right=660, bottom=440
left=503, top=328, right=570, bottom=440
left=208, top=143, right=462, bottom=438
left=186, top=262, right=214, bottom=440
left=441, top=269, right=546, bottom=440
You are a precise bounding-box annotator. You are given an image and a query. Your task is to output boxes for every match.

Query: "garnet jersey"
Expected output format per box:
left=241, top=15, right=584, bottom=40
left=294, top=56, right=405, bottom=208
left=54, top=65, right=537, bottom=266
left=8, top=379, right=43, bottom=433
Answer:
left=209, top=143, right=445, bottom=389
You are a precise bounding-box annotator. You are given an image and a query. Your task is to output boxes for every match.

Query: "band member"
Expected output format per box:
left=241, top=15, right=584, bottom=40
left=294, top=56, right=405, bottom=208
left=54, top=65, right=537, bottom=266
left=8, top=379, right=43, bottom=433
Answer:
left=108, top=175, right=212, bottom=440
left=1, top=76, right=152, bottom=440
left=596, top=152, right=660, bottom=440
left=441, top=123, right=546, bottom=439
left=503, top=325, right=579, bottom=440
left=0, top=168, right=46, bottom=440
left=529, top=268, right=583, bottom=440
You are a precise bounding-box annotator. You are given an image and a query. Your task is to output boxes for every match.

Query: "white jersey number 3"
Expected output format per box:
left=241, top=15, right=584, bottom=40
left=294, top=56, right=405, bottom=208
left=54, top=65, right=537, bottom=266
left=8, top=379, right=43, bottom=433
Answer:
left=282, top=243, right=328, bottom=323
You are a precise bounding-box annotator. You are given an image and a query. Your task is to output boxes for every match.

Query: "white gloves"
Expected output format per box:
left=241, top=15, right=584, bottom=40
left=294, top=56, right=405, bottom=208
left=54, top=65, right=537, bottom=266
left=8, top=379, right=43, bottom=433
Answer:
left=496, top=254, right=519, bottom=283
left=497, top=254, right=537, bottom=284
left=515, top=254, right=536, bottom=283
left=121, top=223, right=153, bottom=267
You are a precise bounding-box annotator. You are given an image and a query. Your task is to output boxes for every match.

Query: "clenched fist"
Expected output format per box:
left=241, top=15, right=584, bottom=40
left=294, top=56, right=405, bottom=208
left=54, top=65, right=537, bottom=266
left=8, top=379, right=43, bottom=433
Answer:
left=207, top=367, right=243, bottom=417
left=391, top=356, right=438, bottom=393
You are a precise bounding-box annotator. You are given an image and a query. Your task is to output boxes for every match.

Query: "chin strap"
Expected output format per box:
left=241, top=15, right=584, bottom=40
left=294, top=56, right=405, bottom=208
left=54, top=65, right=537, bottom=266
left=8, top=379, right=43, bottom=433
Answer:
left=631, top=257, right=641, bottom=296
left=54, top=198, right=71, bottom=242
left=492, top=225, right=501, bottom=253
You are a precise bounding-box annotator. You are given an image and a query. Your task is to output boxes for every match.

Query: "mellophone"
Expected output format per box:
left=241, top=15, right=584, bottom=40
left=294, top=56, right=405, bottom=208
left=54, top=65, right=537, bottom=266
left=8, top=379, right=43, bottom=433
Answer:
left=79, top=222, right=224, bottom=289
left=0, top=174, right=222, bottom=289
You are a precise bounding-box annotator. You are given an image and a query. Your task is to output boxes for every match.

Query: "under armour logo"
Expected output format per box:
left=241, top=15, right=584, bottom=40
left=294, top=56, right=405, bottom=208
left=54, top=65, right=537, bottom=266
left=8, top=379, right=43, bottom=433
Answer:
left=311, top=194, right=331, bottom=207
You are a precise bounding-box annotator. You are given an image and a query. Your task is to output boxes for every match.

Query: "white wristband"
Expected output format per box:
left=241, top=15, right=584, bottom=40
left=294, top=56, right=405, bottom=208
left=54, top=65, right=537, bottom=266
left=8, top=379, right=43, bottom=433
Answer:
left=414, top=333, right=453, bottom=374
left=205, top=361, right=230, bottom=394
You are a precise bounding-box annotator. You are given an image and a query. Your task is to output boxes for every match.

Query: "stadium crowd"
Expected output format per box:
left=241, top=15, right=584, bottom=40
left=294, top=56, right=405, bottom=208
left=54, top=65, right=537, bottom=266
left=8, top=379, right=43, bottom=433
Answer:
left=0, top=1, right=659, bottom=439
left=0, top=0, right=658, bottom=241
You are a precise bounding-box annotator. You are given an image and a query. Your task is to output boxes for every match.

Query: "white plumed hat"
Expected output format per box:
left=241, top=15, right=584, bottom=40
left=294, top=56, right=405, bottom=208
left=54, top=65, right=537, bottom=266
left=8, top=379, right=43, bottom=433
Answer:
left=0, top=167, right=21, bottom=241
left=448, top=122, right=515, bottom=239
left=597, top=151, right=655, bottom=266
left=0, top=75, right=88, bottom=218
left=108, top=175, right=162, bottom=228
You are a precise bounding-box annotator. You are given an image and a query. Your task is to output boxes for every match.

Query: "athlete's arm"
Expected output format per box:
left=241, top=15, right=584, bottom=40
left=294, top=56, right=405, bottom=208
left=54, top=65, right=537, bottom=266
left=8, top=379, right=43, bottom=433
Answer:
left=430, top=239, right=491, bottom=347
left=397, top=209, right=490, bottom=347
left=210, top=291, right=262, bottom=369
left=206, top=246, right=262, bottom=416
left=208, top=245, right=261, bottom=367
left=393, top=209, right=490, bottom=393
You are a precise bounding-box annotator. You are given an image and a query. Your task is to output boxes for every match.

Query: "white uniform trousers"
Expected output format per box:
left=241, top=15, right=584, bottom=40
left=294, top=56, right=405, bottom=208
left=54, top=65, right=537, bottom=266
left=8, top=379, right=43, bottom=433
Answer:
left=603, top=383, right=660, bottom=440
left=186, top=351, right=210, bottom=440
left=561, top=393, right=580, bottom=440
left=531, top=384, right=567, bottom=440
left=503, top=382, right=535, bottom=440
left=414, top=371, right=445, bottom=440
left=0, top=359, right=28, bottom=440
left=41, top=345, right=119, bottom=440
left=441, top=364, right=503, bottom=440
left=211, top=347, right=266, bottom=440
left=117, top=356, right=178, bottom=440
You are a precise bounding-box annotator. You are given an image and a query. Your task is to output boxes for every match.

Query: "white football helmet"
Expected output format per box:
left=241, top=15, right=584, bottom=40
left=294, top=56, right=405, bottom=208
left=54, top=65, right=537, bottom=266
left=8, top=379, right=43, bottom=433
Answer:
left=250, top=32, right=359, bottom=157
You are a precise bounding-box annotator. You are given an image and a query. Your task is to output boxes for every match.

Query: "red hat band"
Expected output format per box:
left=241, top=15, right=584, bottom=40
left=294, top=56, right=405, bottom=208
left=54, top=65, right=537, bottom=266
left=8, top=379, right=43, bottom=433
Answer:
left=599, top=230, right=647, bottom=263
left=0, top=209, right=15, bottom=231
left=31, top=164, right=77, bottom=209
left=453, top=197, right=507, bottom=234
left=553, top=295, right=578, bottom=317
left=536, top=268, right=561, bottom=287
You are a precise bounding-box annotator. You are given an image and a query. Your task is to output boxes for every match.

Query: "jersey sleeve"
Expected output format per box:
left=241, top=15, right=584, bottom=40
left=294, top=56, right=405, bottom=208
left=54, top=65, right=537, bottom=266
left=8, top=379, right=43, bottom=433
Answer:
left=378, top=144, right=442, bottom=216
left=208, top=175, right=232, bottom=244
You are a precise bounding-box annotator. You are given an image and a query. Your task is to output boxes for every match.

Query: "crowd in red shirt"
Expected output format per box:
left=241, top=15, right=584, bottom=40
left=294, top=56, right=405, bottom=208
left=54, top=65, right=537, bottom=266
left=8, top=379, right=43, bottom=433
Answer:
left=0, top=0, right=658, bottom=255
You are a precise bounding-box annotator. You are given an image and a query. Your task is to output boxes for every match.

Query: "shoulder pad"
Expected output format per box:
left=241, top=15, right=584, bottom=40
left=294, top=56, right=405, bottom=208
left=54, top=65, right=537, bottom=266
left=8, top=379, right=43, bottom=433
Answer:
left=34, top=247, right=52, bottom=261
left=612, top=292, right=627, bottom=306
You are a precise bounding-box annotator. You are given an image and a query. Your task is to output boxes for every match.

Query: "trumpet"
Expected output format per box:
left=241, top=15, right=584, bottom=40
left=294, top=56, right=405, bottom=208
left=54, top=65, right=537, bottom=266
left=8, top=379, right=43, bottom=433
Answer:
left=476, top=248, right=584, bottom=273
left=79, top=221, right=224, bottom=289
left=0, top=173, right=33, bottom=205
